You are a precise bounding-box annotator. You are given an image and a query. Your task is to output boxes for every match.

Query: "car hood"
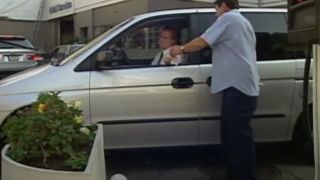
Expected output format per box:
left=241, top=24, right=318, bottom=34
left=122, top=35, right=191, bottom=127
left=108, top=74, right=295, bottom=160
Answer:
left=0, top=63, right=90, bottom=95
left=0, top=65, right=51, bottom=94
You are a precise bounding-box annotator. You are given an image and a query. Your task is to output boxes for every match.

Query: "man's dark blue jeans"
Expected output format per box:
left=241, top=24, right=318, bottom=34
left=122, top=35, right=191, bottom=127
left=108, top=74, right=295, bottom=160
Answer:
left=221, top=87, right=258, bottom=180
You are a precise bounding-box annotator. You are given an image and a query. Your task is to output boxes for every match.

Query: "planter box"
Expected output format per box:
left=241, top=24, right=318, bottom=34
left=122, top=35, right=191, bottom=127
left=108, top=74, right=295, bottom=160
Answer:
left=2, top=124, right=106, bottom=180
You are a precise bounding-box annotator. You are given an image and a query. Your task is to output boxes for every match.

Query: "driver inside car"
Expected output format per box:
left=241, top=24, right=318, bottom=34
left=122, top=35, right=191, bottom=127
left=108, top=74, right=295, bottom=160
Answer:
left=151, top=27, right=183, bottom=65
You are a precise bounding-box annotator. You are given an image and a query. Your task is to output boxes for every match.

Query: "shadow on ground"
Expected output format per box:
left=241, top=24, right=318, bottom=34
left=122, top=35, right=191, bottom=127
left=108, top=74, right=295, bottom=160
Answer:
left=105, top=144, right=314, bottom=180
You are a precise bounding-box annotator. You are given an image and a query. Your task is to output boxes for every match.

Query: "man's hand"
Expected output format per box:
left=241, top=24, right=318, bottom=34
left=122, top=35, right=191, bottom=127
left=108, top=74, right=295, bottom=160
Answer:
left=169, top=37, right=208, bottom=58
left=163, top=56, right=173, bottom=64
left=170, top=45, right=183, bottom=57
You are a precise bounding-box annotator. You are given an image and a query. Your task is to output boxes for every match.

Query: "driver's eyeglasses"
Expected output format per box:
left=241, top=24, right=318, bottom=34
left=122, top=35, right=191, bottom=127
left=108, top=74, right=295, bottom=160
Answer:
left=159, top=36, right=173, bottom=40
left=159, top=36, right=172, bottom=40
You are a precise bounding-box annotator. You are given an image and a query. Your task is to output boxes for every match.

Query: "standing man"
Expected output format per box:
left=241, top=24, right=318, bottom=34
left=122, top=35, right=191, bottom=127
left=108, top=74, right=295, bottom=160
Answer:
left=169, top=0, right=260, bottom=179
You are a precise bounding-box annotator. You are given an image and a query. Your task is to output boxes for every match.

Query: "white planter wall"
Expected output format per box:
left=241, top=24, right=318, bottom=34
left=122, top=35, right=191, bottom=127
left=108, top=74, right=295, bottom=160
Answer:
left=2, top=124, right=106, bottom=180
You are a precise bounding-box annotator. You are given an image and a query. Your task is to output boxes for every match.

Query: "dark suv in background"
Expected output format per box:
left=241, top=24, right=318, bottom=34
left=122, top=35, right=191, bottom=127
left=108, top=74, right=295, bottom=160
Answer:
left=0, top=35, right=45, bottom=77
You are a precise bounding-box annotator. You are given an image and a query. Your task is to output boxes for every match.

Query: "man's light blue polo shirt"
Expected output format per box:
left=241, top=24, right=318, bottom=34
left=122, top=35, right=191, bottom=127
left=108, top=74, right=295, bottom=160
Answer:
left=201, top=9, right=260, bottom=96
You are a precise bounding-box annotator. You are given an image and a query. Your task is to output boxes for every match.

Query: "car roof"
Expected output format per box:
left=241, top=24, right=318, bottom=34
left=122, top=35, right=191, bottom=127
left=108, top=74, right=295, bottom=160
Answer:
left=133, top=8, right=287, bottom=20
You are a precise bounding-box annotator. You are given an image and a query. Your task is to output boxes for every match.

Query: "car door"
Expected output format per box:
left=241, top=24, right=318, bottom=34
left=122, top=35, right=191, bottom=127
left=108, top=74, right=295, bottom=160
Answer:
left=88, top=14, right=201, bottom=149
left=197, top=10, right=299, bottom=145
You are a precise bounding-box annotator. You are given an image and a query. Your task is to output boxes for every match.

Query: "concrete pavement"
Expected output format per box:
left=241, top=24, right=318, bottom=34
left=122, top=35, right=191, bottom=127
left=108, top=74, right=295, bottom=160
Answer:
left=105, top=144, right=314, bottom=180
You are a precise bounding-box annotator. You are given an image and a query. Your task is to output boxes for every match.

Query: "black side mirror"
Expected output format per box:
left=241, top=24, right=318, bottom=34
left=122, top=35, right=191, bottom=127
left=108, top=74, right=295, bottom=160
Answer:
left=95, top=50, right=114, bottom=69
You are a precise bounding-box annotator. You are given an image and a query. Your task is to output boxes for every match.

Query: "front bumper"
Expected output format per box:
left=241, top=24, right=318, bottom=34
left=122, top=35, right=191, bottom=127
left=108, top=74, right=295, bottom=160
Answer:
left=0, top=93, right=38, bottom=126
left=0, top=110, right=12, bottom=126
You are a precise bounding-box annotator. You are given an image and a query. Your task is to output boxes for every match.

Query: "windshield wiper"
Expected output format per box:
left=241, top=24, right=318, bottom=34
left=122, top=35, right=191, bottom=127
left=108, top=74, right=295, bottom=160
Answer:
left=0, top=40, right=35, bottom=50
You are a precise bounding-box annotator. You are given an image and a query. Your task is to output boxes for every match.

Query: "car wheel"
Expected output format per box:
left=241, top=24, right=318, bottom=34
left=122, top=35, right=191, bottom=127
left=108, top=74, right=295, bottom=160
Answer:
left=293, top=105, right=314, bottom=164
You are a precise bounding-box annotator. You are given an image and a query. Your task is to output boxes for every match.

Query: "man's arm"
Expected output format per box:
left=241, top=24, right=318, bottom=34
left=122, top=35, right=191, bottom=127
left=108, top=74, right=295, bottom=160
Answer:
left=170, top=37, right=209, bottom=57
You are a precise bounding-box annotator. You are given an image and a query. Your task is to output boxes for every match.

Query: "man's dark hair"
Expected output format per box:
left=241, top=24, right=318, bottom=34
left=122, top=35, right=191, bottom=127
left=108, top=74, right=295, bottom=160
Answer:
left=214, top=0, right=239, bottom=9
left=161, top=26, right=180, bottom=40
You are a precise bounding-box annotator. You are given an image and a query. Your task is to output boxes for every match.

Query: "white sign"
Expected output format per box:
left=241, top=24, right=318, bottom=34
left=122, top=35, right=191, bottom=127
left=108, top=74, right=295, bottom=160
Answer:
left=45, top=0, right=75, bottom=20
left=49, top=1, right=73, bottom=14
left=45, top=0, right=126, bottom=20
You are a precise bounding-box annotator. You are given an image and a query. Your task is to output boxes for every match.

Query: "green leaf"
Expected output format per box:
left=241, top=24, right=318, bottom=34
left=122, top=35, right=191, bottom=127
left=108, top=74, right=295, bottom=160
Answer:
left=1, top=91, right=92, bottom=170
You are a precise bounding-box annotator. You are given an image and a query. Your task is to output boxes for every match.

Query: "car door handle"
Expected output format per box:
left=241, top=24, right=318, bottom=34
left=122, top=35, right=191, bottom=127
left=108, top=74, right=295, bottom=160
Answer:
left=171, top=77, right=194, bottom=89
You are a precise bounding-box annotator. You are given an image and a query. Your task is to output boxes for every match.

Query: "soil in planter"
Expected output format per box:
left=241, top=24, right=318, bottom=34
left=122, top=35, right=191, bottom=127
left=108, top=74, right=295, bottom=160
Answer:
left=19, top=143, right=93, bottom=171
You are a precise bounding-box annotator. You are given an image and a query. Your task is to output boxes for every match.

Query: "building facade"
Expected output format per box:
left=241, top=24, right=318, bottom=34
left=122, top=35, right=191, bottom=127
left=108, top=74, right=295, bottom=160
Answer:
left=0, top=0, right=287, bottom=51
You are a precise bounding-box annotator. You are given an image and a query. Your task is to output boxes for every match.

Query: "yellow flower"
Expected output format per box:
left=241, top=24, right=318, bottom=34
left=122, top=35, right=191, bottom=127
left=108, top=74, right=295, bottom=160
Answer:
left=74, top=101, right=82, bottom=109
left=79, top=127, right=90, bottom=135
left=67, top=103, right=73, bottom=108
left=74, top=115, right=84, bottom=124
left=37, top=103, right=47, bottom=113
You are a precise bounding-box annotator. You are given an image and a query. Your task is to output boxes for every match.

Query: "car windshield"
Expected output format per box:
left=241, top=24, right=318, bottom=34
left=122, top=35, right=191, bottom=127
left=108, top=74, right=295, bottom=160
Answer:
left=0, top=38, right=34, bottom=49
left=56, top=17, right=134, bottom=66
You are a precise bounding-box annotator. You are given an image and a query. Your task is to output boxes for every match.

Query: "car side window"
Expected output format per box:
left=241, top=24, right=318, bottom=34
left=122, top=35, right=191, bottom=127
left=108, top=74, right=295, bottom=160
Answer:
left=196, top=13, right=217, bottom=64
left=244, top=12, right=305, bottom=61
left=91, top=15, right=192, bottom=69
left=196, top=12, right=305, bottom=64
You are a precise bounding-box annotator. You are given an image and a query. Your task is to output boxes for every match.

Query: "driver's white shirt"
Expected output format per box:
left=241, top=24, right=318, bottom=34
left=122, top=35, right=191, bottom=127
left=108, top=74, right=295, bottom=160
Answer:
left=152, top=48, right=183, bottom=65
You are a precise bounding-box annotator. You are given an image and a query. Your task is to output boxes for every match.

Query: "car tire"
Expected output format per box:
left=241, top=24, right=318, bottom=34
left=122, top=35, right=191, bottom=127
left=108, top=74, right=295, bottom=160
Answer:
left=292, top=105, right=314, bottom=165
